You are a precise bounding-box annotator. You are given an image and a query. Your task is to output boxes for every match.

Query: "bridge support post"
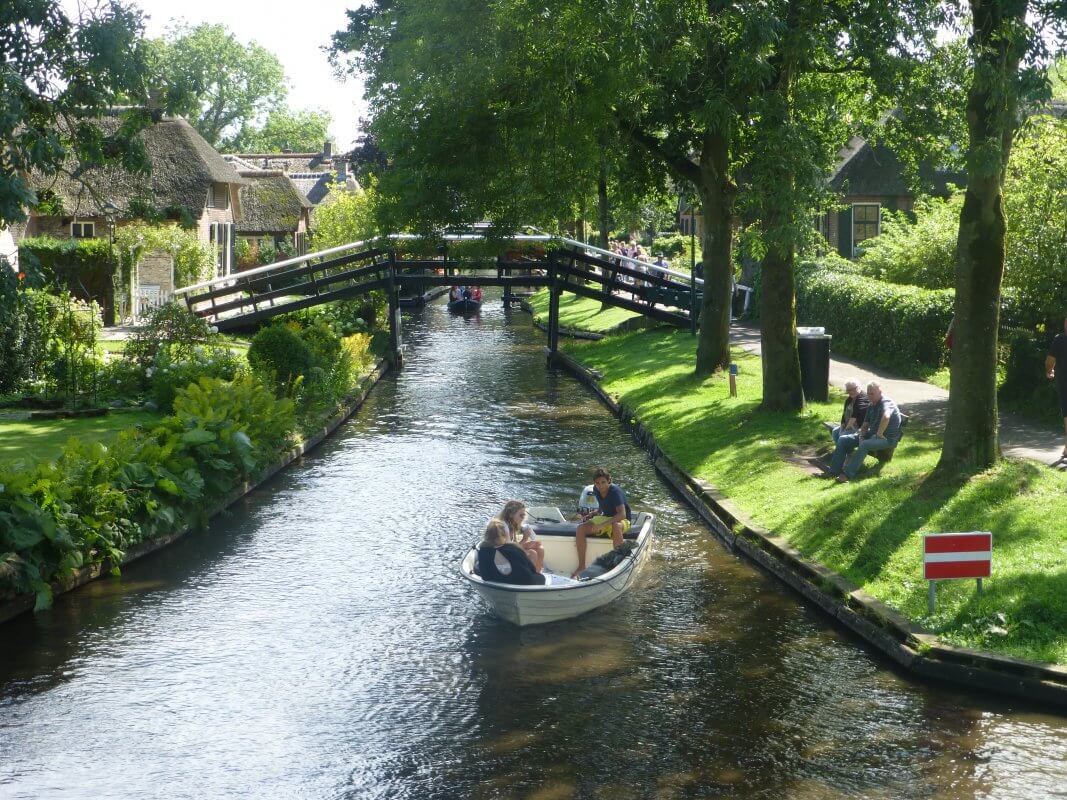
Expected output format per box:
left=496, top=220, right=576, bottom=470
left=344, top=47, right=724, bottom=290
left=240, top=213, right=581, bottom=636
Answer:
left=499, top=256, right=512, bottom=307
left=387, top=250, right=403, bottom=368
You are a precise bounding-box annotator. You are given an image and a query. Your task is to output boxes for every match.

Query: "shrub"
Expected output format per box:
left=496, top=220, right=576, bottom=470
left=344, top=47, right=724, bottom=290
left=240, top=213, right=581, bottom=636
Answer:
left=795, top=260, right=954, bottom=377
left=124, top=303, right=213, bottom=377
left=856, top=193, right=961, bottom=289
left=651, top=234, right=688, bottom=258
left=149, top=346, right=241, bottom=413
left=247, top=323, right=314, bottom=393
left=999, top=328, right=1061, bottom=423
left=280, top=298, right=379, bottom=336
left=18, top=237, right=114, bottom=311
left=0, top=270, right=38, bottom=394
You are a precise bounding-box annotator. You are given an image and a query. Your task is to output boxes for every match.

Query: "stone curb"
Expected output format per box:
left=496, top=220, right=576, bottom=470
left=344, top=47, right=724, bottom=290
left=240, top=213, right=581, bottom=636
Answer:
left=0, top=360, right=390, bottom=627
left=548, top=347, right=1067, bottom=710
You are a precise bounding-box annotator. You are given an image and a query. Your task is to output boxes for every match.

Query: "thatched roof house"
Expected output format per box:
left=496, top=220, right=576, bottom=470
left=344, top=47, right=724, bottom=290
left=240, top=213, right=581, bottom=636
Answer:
left=236, top=170, right=311, bottom=238
left=26, top=115, right=244, bottom=229
left=226, top=141, right=360, bottom=211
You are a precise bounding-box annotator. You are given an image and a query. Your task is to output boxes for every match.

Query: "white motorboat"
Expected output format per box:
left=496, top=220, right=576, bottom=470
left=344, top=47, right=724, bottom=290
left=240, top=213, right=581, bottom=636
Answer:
left=459, top=504, right=655, bottom=626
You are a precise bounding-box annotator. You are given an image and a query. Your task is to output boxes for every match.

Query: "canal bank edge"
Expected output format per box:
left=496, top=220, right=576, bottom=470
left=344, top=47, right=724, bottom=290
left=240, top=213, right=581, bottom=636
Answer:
left=0, top=359, right=391, bottom=628
left=519, top=298, right=655, bottom=340
left=547, top=348, right=1067, bottom=710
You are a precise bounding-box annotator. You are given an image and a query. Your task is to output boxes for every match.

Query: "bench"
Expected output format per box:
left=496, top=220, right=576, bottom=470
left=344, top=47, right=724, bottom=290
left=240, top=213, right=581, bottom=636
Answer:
left=822, top=413, right=909, bottom=464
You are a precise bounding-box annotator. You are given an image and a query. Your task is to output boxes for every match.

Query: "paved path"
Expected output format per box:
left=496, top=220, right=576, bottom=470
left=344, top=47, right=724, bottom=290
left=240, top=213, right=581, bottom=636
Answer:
left=731, top=323, right=1065, bottom=466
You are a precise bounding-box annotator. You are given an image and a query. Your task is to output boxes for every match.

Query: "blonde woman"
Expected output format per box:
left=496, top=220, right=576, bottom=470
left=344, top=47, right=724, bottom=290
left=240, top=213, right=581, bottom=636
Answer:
left=499, top=500, right=545, bottom=573
left=476, top=519, right=545, bottom=586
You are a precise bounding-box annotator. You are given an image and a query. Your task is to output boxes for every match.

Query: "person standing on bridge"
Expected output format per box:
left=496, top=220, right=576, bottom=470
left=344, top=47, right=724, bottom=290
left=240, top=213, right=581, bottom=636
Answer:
left=572, top=468, right=632, bottom=579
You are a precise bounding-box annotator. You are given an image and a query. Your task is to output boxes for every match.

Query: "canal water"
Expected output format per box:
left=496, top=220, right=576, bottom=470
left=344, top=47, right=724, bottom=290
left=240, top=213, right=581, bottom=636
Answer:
left=1, top=296, right=1066, bottom=799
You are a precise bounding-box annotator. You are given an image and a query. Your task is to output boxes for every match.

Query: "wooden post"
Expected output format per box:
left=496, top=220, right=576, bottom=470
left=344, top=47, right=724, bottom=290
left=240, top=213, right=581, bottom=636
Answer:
left=547, top=254, right=561, bottom=360
left=690, top=222, right=698, bottom=336
left=387, top=250, right=403, bottom=367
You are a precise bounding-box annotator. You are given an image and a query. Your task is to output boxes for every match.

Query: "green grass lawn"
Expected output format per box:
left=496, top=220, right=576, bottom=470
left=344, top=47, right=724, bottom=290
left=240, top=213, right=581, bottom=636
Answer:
left=0, top=409, right=163, bottom=467
left=569, top=328, right=1067, bottom=665
left=525, top=289, right=645, bottom=334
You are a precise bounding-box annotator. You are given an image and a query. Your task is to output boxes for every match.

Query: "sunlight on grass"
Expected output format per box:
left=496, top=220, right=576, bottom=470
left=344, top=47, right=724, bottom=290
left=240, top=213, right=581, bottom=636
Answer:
left=0, top=410, right=162, bottom=467
left=525, top=289, right=643, bottom=333
left=569, top=328, right=1067, bottom=665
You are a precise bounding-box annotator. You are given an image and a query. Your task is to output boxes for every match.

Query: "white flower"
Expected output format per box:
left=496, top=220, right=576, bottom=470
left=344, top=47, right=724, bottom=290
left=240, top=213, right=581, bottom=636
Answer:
left=145, top=368, right=154, bottom=377
left=209, top=326, right=219, bottom=334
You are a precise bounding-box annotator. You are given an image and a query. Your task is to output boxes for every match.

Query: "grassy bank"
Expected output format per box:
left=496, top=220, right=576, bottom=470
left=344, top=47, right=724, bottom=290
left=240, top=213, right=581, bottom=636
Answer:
left=568, top=328, right=1067, bottom=665
left=0, top=410, right=163, bottom=466
left=525, top=289, right=643, bottom=334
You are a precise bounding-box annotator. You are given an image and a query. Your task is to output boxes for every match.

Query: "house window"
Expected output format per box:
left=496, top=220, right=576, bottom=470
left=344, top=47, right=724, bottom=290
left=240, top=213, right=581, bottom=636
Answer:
left=852, top=203, right=880, bottom=252
left=207, top=183, right=230, bottom=210
left=71, top=221, right=95, bottom=239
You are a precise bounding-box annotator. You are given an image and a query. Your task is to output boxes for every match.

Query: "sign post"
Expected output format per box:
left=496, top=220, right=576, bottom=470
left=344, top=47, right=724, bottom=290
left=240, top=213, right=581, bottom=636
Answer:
left=729, top=363, right=738, bottom=397
left=923, top=532, right=992, bottom=613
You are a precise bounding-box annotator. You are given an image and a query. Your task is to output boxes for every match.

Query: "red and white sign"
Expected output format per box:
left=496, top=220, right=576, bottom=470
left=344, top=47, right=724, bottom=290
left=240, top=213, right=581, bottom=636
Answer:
left=923, top=532, right=992, bottom=580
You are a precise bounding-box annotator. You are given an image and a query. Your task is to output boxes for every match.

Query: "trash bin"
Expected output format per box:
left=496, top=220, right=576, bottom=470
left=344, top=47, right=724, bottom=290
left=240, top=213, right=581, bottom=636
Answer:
left=797, top=326, right=831, bottom=402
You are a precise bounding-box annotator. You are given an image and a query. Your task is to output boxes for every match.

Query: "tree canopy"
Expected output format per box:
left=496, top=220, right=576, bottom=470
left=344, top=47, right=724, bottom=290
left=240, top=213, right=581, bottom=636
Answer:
left=236, top=108, right=333, bottom=153
left=1, top=0, right=158, bottom=228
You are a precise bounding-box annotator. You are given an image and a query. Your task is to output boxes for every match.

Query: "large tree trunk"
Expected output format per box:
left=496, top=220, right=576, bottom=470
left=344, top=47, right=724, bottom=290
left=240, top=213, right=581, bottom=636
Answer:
left=694, top=135, right=734, bottom=377
left=598, top=158, right=614, bottom=309
left=938, top=0, right=1026, bottom=474
left=759, top=239, right=804, bottom=410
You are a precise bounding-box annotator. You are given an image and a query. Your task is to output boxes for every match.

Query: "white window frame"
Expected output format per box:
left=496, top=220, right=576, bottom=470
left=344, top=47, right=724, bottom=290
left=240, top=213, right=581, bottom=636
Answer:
left=851, top=203, right=880, bottom=255
left=70, top=221, right=95, bottom=239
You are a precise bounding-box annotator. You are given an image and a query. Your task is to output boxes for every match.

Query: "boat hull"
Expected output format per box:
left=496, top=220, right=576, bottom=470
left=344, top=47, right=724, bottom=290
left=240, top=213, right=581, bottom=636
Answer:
left=448, top=298, right=482, bottom=314
left=459, top=513, right=654, bottom=626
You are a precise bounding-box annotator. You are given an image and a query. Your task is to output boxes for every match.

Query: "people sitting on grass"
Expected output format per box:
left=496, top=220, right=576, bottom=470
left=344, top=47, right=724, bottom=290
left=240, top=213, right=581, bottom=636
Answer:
left=499, top=500, right=545, bottom=573
left=572, top=467, right=632, bottom=578
left=477, top=519, right=545, bottom=586
left=826, top=381, right=903, bottom=483
left=831, top=379, right=870, bottom=445
left=1045, top=313, right=1067, bottom=461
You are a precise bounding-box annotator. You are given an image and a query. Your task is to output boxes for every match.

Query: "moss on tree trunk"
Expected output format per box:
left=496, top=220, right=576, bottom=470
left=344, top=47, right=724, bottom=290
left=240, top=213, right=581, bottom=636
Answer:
left=694, top=138, right=734, bottom=377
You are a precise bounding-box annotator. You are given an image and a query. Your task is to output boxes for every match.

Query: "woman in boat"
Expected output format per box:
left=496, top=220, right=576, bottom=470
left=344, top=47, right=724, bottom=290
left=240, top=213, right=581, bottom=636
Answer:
left=449, top=285, right=465, bottom=301
left=499, top=500, right=545, bottom=573
left=477, top=520, right=545, bottom=586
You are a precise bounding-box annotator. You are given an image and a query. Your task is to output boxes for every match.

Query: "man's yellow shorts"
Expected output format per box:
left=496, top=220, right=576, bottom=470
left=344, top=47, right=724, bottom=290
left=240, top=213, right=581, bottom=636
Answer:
left=588, top=516, right=632, bottom=537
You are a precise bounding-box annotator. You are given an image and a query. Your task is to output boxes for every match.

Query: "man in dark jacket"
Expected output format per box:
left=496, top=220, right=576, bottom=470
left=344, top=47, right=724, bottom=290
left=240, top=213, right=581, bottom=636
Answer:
left=831, top=379, right=870, bottom=445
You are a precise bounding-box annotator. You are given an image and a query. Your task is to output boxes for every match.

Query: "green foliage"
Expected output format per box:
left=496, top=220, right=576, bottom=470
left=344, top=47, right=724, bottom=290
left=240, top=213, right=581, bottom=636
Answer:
left=281, top=299, right=379, bottom=336
left=651, top=234, right=688, bottom=258
left=247, top=323, right=314, bottom=393
left=857, top=193, right=963, bottom=289
left=123, top=303, right=213, bottom=377
left=1, top=2, right=158, bottom=228
left=115, top=222, right=215, bottom=289
left=149, top=23, right=287, bottom=149
left=19, top=236, right=112, bottom=285
left=148, top=346, right=241, bottom=413
left=0, top=270, right=38, bottom=394
left=0, top=373, right=294, bottom=609
left=795, top=260, right=954, bottom=377
left=237, top=107, right=333, bottom=153
left=311, top=182, right=378, bottom=250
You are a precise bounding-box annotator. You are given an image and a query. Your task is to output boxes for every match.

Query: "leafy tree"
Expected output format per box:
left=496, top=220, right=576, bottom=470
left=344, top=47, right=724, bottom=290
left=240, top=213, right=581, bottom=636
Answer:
left=311, top=182, right=379, bottom=250
left=939, top=1, right=1066, bottom=475
left=150, top=23, right=287, bottom=149
left=857, top=192, right=964, bottom=289
left=1, top=0, right=157, bottom=229
left=236, top=108, right=333, bottom=153
left=333, top=0, right=940, bottom=411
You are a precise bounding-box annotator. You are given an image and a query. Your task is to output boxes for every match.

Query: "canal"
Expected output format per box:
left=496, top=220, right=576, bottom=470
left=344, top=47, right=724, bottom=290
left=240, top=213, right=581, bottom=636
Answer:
left=1, top=295, right=1066, bottom=799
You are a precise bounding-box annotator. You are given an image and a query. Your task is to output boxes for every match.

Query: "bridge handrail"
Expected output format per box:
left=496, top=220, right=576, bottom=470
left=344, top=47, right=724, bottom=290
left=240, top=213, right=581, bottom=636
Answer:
left=529, top=228, right=704, bottom=289
left=171, top=228, right=703, bottom=300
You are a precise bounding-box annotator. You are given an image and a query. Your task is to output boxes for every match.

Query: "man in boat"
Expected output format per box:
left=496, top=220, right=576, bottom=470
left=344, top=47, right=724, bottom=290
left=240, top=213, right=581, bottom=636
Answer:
left=572, top=467, right=631, bottom=579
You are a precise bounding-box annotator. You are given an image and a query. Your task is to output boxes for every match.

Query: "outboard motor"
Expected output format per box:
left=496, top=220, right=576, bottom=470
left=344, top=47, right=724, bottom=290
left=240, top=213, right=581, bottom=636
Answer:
left=577, top=484, right=598, bottom=515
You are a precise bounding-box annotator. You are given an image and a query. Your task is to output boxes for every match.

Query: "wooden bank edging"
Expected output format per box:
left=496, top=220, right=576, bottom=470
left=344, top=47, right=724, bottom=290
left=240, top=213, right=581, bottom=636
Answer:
left=0, top=359, right=391, bottom=627
left=548, top=348, right=1067, bottom=709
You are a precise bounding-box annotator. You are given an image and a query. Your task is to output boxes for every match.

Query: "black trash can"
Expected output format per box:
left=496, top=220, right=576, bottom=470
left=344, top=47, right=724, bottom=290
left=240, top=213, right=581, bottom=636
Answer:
left=797, top=328, right=831, bottom=402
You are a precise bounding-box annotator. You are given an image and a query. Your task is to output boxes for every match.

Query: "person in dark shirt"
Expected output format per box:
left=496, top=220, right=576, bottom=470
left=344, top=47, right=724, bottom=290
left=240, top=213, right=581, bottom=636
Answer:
left=831, top=379, right=870, bottom=445
left=477, top=520, right=545, bottom=586
left=1045, top=315, right=1067, bottom=459
left=827, top=381, right=903, bottom=482
left=573, top=467, right=632, bottom=578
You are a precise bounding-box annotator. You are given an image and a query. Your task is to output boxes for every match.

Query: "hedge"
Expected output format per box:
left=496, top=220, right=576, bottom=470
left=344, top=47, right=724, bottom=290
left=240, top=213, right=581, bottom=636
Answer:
left=795, top=260, right=954, bottom=377
left=19, top=237, right=116, bottom=321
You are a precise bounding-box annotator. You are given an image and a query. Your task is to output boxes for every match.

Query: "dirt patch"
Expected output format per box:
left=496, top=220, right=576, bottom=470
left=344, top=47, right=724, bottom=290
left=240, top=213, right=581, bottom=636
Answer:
left=780, top=445, right=832, bottom=477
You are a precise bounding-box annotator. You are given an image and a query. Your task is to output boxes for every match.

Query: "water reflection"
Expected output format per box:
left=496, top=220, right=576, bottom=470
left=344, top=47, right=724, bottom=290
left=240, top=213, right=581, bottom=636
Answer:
left=1, top=294, right=1066, bottom=799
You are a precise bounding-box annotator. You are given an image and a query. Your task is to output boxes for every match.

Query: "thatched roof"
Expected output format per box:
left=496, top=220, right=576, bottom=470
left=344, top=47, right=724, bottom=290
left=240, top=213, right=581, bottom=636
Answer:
left=235, top=170, right=311, bottom=233
left=28, top=116, right=243, bottom=218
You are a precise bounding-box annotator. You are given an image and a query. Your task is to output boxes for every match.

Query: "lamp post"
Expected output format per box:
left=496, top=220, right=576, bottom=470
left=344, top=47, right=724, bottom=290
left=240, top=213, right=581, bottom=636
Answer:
left=102, top=201, right=119, bottom=327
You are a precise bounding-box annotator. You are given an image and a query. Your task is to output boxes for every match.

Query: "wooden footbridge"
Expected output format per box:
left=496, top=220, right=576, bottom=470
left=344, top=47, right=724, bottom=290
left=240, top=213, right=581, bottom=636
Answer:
left=172, top=230, right=704, bottom=364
